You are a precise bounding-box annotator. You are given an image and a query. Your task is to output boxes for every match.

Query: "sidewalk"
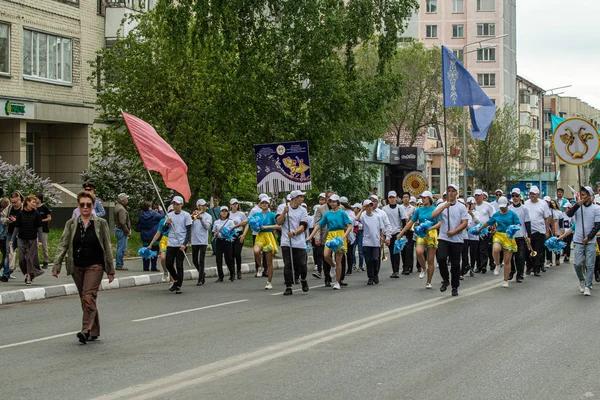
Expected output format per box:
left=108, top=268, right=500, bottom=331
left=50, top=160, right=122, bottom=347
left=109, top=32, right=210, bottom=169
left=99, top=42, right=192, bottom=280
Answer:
left=0, top=248, right=302, bottom=305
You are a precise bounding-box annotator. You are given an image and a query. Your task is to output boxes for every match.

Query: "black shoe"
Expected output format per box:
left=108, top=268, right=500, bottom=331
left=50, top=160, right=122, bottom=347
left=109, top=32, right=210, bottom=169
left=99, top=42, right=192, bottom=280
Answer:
left=373, top=277, right=380, bottom=284
left=295, top=278, right=300, bottom=285
left=564, top=257, right=570, bottom=263
left=283, top=287, right=293, bottom=296
left=526, top=267, right=532, bottom=276
left=42, top=263, right=48, bottom=269
left=541, top=266, right=547, bottom=273
left=301, top=280, right=309, bottom=292
left=473, top=268, right=480, bottom=273
left=516, top=276, right=523, bottom=283
left=481, top=269, right=487, bottom=274
left=440, top=281, right=449, bottom=292
left=595, top=273, right=600, bottom=283
left=77, top=332, right=89, bottom=344
left=176, top=288, right=182, bottom=294
left=0, top=276, right=7, bottom=282
left=325, top=281, right=332, bottom=287
left=313, top=271, right=322, bottom=279
left=340, top=281, right=348, bottom=287
left=534, top=271, right=541, bottom=277
left=508, top=270, right=515, bottom=281
left=367, top=279, right=374, bottom=285
left=169, top=284, right=177, bottom=291
left=451, top=288, right=458, bottom=296
left=197, top=279, right=203, bottom=286
left=417, top=267, right=422, bottom=273
left=346, top=270, right=352, bottom=275
left=229, top=275, right=235, bottom=282
left=469, top=270, right=475, bottom=277
left=262, top=273, right=268, bottom=278
left=215, top=278, right=223, bottom=283
left=88, top=336, right=99, bottom=341
left=237, top=271, right=242, bottom=280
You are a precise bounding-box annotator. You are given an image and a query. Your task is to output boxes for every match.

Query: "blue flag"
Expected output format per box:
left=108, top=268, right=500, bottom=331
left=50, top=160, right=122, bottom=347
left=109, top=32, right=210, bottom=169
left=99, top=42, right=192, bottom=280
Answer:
left=442, top=46, right=496, bottom=140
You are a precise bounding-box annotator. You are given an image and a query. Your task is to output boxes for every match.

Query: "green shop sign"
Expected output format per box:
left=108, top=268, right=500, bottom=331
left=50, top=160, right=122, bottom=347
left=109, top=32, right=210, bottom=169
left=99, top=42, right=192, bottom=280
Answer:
left=2, top=99, right=34, bottom=119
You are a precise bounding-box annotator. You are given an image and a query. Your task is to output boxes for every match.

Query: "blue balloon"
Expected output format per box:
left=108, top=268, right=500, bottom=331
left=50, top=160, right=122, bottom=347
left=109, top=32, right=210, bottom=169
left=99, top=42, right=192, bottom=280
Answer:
left=414, top=220, right=434, bottom=238
left=394, top=238, right=407, bottom=254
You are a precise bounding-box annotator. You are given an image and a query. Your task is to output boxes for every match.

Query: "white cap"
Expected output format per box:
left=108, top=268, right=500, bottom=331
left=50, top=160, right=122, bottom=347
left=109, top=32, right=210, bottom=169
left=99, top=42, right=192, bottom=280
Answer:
left=497, top=196, right=509, bottom=207
left=410, top=196, right=416, bottom=203
left=220, top=206, right=229, bottom=211
left=458, top=198, right=465, bottom=204
left=388, top=191, right=397, bottom=198
left=443, top=191, right=447, bottom=196
left=362, top=199, right=372, bottom=206
left=483, top=192, right=489, bottom=198
left=583, top=186, right=595, bottom=196
left=229, top=198, right=239, bottom=205
left=167, top=205, right=174, bottom=212
left=447, top=184, right=458, bottom=192
left=530, top=185, right=540, bottom=194
left=286, top=194, right=292, bottom=201
left=435, top=198, right=443, bottom=205
left=196, top=199, right=207, bottom=206
left=564, top=202, right=573, bottom=208
left=318, top=193, right=326, bottom=199
left=118, top=193, right=129, bottom=201
left=369, top=194, right=378, bottom=201
left=543, top=196, right=552, bottom=202
left=329, top=194, right=340, bottom=202
left=474, top=189, right=483, bottom=196
left=339, top=196, right=349, bottom=204
left=258, top=193, right=269, bottom=202
left=511, top=188, right=521, bottom=195
left=172, top=196, right=184, bottom=204
left=352, top=203, right=362, bottom=208
left=301, top=203, right=307, bottom=208
left=495, top=189, right=504, bottom=194
left=417, top=198, right=423, bottom=204
left=290, top=190, right=306, bottom=199
left=260, top=197, right=271, bottom=203
left=420, top=191, right=433, bottom=198
left=467, top=197, right=475, bottom=204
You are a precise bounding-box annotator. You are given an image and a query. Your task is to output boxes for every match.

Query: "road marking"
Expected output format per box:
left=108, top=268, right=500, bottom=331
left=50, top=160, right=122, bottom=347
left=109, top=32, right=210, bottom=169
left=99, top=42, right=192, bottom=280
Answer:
left=131, top=299, right=250, bottom=322
left=270, top=284, right=325, bottom=295
left=0, top=331, right=79, bottom=350
left=95, top=278, right=503, bottom=400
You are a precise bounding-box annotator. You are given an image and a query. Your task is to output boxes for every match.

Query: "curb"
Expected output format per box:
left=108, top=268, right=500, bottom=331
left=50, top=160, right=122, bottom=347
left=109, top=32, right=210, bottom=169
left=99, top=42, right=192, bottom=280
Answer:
left=0, top=256, right=314, bottom=306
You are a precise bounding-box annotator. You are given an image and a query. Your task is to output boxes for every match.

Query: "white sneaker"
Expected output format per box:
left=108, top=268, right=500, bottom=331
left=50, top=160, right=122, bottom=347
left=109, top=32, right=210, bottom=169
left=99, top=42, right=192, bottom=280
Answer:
left=330, top=268, right=336, bottom=279
left=265, top=281, right=273, bottom=290
left=256, top=267, right=264, bottom=277
left=493, top=269, right=500, bottom=276
left=419, top=271, right=426, bottom=279
left=502, top=281, right=509, bottom=288
left=579, top=281, right=585, bottom=293
left=426, top=283, right=432, bottom=289
left=333, top=282, right=341, bottom=290
left=584, top=287, right=591, bottom=296
left=162, top=272, right=169, bottom=283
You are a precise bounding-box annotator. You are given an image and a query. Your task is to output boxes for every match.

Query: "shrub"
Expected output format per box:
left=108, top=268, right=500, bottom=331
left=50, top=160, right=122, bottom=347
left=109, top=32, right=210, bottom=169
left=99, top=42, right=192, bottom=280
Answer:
left=0, top=158, right=62, bottom=205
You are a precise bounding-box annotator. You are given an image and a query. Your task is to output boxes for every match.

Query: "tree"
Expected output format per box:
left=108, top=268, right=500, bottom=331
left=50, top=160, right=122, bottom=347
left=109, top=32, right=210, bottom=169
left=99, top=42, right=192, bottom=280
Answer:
left=91, top=0, right=419, bottom=203
left=0, top=158, right=61, bottom=205
left=466, top=105, right=536, bottom=192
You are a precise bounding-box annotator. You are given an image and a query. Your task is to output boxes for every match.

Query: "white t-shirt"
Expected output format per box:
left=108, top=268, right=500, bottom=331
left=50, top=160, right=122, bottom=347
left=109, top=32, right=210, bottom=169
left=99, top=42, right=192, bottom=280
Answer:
left=435, top=202, right=468, bottom=243
left=570, top=203, right=600, bottom=244
left=524, top=199, right=551, bottom=234
left=167, top=211, right=193, bottom=247
left=508, top=204, right=530, bottom=238
left=490, top=201, right=500, bottom=212
left=382, top=204, right=408, bottom=235
left=373, top=208, right=391, bottom=237
left=229, top=211, right=248, bottom=233
left=401, top=204, right=416, bottom=221
left=345, top=209, right=357, bottom=245
left=475, top=201, right=495, bottom=223
left=278, top=205, right=309, bottom=249
left=466, top=210, right=479, bottom=241
left=191, top=213, right=212, bottom=245
left=212, top=218, right=235, bottom=239
left=360, top=212, right=385, bottom=247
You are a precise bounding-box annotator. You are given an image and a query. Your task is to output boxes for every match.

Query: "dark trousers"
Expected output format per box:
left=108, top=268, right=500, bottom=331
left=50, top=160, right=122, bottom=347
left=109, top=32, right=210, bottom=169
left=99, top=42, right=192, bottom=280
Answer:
left=462, top=239, right=478, bottom=273
left=528, top=232, right=546, bottom=273
left=192, top=244, right=207, bottom=280
left=166, top=246, right=185, bottom=288
left=232, top=239, right=244, bottom=273
left=387, top=236, right=401, bottom=273
left=401, top=232, right=415, bottom=273
left=142, top=242, right=159, bottom=271
left=72, top=264, right=104, bottom=337
left=437, top=240, right=463, bottom=289
left=476, top=234, right=490, bottom=271
left=488, top=235, right=495, bottom=269
left=282, top=247, right=307, bottom=287
left=340, top=242, right=355, bottom=281
left=215, top=238, right=234, bottom=279
left=563, top=234, right=573, bottom=259
left=511, top=237, right=527, bottom=278
left=313, top=243, right=324, bottom=272
left=364, top=246, right=380, bottom=281
left=0, top=237, right=6, bottom=275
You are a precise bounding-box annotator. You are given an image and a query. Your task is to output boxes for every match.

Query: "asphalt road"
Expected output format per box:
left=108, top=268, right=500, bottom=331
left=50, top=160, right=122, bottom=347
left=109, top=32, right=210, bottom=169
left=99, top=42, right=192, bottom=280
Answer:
left=1, top=259, right=598, bottom=400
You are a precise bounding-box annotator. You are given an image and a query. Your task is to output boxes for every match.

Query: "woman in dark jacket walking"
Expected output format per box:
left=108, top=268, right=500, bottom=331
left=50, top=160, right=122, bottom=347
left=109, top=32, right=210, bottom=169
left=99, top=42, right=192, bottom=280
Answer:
left=139, top=201, right=164, bottom=271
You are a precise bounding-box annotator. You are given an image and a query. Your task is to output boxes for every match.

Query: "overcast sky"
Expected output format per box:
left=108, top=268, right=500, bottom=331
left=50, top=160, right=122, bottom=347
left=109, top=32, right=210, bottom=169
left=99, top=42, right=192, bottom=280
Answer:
left=517, top=0, right=600, bottom=111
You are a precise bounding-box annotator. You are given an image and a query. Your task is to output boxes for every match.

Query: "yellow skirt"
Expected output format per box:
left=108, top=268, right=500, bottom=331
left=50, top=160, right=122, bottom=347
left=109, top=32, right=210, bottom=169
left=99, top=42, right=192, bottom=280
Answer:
left=416, top=229, right=438, bottom=249
left=255, top=231, right=278, bottom=253
left=159, top=235, right=169, bottom=253
left=493, top=232, right=517, bottom=253
left=326, top=230, right=347, bottom=253
left=596, top=242, right=599, bottom=255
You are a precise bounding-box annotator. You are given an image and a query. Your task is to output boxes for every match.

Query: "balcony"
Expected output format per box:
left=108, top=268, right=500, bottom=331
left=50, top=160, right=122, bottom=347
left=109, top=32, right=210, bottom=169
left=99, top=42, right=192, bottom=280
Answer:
left=104, top=1, right=149, bottom=44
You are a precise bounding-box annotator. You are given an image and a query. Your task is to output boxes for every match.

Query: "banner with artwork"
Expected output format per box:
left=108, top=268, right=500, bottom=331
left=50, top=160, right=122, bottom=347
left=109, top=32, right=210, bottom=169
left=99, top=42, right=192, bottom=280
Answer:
left=254, top=141, right=312, bottom=194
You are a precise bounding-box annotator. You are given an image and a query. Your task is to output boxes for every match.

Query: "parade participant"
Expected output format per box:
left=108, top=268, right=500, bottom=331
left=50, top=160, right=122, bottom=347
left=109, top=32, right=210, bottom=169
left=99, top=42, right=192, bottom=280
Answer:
left=508, top=188, right=531, bottom=283
left=208, top=196, right=221, bottom=254
left=35, top=192, right=52, bottom=269
left=277, top=190, right=310, bottom=295
left=53, top=190, right=115, bottom=344
left=356, top=199, right=387, bottom=285
left=431, top=185, right=468, bottom=296
left=400, top=192, right=416, bottom=274
left=252, top=197, right=280, bottom=289
left=312, top=191, right=335, bottom=285
left=352, top=203, right=365, bottom=271
left=397, top=191, right=440, bottom=289
left=565, top=186, right=600, bottom=296
left=314, top=193, right=327, bottom=215
left=213, top=206, right=236, bottom=282
left=307, top=194, right=353, bottom=290
left=462, top=197, right=480, bottom=278
left=369, top=195, right=391, bottom=275
left=244, top=194, right=269, bottom=277
left=490, top=189, right=504, bottom=211
left=556, top=188, right=568, bottom=212
left=164, top=196, right=192, bottom=294
left=473, top=189, right=495, bottom=274
left=191, top=199, right=212, bottom=285
left=1, top=191, right=24, bottom=280
left=339, top=196, right=356, bottom=282
left=147, top=205, right=174, bottom=283
left=523, top=186, right=551, bottom=276
left=562, top=202, right=573, bottom=263
left=11, top=194, right=44, bottom=285
left=477, top=196, right=521, bottom=287
left=138, top=201, right=164, bottom=272
left=382, top=191, right=408, bottom=278
left=229, top=199, right=248, bottom=280
left=545, top=199, right=563, bottom=268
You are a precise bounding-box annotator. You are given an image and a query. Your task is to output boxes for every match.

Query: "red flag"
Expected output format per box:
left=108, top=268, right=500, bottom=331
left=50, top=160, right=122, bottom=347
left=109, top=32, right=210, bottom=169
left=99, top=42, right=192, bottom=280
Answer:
left=122, top=112, right=191, bottom=201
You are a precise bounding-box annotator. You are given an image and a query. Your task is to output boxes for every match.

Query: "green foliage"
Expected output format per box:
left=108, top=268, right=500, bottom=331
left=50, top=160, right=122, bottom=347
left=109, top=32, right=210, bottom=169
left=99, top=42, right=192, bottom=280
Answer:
left=467, top=105, right=536, bottom=192
left=90, top=0, right=418, bottom=203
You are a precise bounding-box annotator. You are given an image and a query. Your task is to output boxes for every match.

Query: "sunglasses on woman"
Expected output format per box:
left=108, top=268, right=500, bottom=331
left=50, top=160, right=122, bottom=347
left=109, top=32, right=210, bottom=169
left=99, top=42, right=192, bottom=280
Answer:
left=79, top=202, right=93, bottom=208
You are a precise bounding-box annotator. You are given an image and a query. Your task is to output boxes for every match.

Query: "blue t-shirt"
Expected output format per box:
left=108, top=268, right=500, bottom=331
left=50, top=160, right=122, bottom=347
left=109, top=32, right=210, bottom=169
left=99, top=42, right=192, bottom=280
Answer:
left=411, top=206, right=440, bottom=224
left=487, top=210, right=521, bottom=233
left=319, top=209, right=352, bottom=231
left=157, top=217, right=170, bottom=237
left=258, top=211, right=278, bottom=233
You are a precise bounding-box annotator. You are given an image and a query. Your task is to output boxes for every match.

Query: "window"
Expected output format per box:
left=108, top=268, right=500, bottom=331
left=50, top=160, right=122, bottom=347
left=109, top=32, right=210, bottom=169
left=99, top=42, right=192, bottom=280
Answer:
left=426, top=0, right=437, bottom=13
left=559, top=112, right=567, bottom=118
left=0, top=22, right=8, bottom=74
left=452, top=49, right=464, bottom=62
left=477, top=23, right=496, bottom=36
left=452, top=0, right=464, bottom=13
left=476, top=47, right=495, bottom=62
left=519, top=90, right=531, bottom=104
left=544, top=146, right=553, bottom=158
left=427, top=126, right=437, bottom=139
left=23, top=29, right=72, bottom=84
left=477, top=73, right=495, bottom=87
left=425, top=25, right=437, bottom=38
left=544, top=111, right=551, bottom=122
left=543, top=164, right=553, bottom=173
left=452, top=25, right=464, bottom=39
left=544, top=129, right=552, bottom=140
left=531, top=116, right=539, bottom=129
left=490, top=98, right=496, bottom=105
left=53, top=0, right=79, bottom=4
left=477, top=0, right=495, bottom=11
left=519, top=112, right=529, bottom=126
left=431, top=167, right=441, bottom=195
left=26, top=132, right=35, bottom=170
